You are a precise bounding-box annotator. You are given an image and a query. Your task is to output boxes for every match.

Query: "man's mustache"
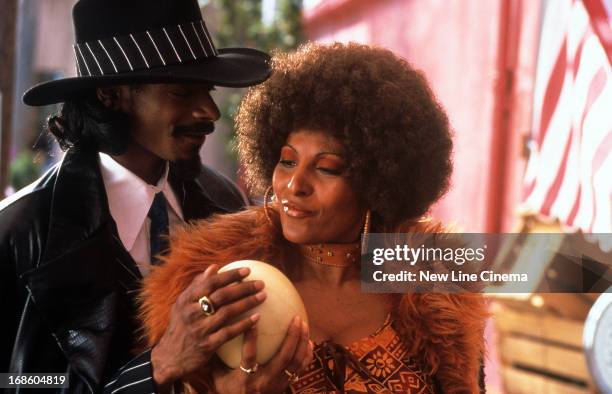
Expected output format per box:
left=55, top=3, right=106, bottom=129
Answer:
left=173, top=122, right=215, bottom=136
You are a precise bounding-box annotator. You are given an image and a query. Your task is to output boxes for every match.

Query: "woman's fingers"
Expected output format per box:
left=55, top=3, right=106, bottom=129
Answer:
left=207, top=316, right=314, bottom=394
left=240, top=324, right=259, bottom=371
left=282, top=319, right=312, bottom=381
left=266, top=316, right=304, bottom=373
left=289, top=321, right=313, bottom=373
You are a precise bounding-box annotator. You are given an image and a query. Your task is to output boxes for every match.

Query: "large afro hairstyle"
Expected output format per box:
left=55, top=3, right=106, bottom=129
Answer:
left=236, top=42, right=453, bottom=228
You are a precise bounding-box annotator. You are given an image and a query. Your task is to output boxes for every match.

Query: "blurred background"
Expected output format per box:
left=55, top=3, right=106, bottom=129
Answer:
left=0, top=0, right=611, bottom=392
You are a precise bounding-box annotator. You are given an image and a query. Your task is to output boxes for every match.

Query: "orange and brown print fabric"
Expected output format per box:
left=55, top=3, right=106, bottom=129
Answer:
left=290, top=315, right=434, bottom=394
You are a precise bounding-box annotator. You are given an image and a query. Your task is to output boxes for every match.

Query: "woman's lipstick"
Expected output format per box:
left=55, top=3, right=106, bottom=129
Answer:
left=281, top=200, right=314, bottom=218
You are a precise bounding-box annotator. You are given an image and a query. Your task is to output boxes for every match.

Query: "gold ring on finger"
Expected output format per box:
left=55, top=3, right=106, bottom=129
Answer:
left=240, top=363, right=258, bottom=374
left=198, top=295, right=216, bottom=316
left=284, top=369, right=299, bottom=383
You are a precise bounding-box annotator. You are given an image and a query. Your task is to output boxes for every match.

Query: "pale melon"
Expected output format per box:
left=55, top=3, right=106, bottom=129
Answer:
left=216, top=260, right=308, bottom=368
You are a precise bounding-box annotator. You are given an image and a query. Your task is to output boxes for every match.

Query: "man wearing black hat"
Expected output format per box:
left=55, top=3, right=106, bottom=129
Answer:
left=0, top=0, right=271, bottom=392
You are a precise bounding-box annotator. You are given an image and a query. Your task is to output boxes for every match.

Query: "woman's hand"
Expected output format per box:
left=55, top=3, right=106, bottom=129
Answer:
left=212, top=315, right=314, bottom=394
left=151, top=264, right=267, bottom=391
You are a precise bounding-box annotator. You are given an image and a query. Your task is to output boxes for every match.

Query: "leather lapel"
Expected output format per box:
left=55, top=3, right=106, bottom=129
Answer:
left=41, top=148, right=111, bottom=263
left=20, top=148, right=142, bottom=387
left=39, top=147, right=142, bottom=279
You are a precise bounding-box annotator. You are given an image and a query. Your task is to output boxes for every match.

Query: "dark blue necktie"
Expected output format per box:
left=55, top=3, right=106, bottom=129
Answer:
left=148, top=192, right=169, bottom=264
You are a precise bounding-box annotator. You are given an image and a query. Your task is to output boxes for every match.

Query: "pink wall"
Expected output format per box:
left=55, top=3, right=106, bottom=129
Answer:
left=304, top=0, right=540, bottom=233
left=498, top=1, right=541, bottom=232
left=34, top=0, right=77, bottom=78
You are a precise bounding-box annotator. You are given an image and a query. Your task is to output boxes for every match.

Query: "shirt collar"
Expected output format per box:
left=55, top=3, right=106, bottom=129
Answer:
left=99, top=152, right=183, bottom=251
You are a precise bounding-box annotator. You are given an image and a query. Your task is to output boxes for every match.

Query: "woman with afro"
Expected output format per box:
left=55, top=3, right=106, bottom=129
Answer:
left=140, top=42, right=487, bottom=393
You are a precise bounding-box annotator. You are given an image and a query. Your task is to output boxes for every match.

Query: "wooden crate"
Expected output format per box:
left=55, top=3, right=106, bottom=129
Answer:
left=492, top=299, right=599, bottom=394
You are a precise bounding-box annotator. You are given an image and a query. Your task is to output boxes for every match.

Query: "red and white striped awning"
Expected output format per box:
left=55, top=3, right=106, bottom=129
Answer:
left=521, top=0, right=612, bottom=234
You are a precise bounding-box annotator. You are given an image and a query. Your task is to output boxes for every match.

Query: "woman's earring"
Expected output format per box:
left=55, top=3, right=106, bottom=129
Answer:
left=361, top=209, right=371, bottom=252
left=264, top=186, right=274, bottom=225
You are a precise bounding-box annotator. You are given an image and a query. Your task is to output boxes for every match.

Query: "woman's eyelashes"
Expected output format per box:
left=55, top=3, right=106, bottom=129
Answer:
left=278, top=158, right=344, bottom=175
left=279, top=159, right=296, bottom=168
left=315, top=156, right=346, bottom=175
left=316, top=166, right=343, bottom=175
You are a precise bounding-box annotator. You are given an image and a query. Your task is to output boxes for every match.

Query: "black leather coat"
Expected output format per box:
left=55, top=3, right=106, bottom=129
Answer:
left=0, top=148, right=245, bottom=393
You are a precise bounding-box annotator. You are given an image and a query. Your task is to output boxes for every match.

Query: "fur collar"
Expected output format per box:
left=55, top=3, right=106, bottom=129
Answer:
left=141, top=208, right=487, bottom=393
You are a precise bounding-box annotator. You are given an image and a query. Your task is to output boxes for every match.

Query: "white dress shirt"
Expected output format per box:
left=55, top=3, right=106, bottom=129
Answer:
left=99, top=152, right=184, bottom=276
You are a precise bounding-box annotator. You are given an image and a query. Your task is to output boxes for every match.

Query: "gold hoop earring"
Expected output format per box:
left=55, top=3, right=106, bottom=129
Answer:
left=263, top=186, right=274, bottom=225
left=361, top=210, right=371, bottom=252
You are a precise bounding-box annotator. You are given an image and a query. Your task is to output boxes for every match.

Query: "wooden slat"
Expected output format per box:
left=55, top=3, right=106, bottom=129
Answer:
left=500, top=336, right=590, bottom=381
left=494, top=305, right=584, bottom=348
left=537, top=294, right=593, bottom=320
left=502, top=366, right=591, bottom=394
left=489, top=294, right=593, bottom=320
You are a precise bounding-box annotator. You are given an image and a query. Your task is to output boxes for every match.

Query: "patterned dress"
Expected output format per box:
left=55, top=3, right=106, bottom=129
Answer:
left=290, top=315, right=435, bottom=393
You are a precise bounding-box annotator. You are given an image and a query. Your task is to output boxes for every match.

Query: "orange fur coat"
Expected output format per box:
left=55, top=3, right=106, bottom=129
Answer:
left=140, top=207, right=488, bottom=393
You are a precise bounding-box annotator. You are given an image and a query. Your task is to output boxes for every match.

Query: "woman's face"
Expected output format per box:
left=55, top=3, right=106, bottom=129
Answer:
left=272, top=129, right=365, bottom=245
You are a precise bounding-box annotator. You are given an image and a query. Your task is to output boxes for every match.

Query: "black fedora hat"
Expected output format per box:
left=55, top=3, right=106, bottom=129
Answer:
left=23, top=0, right=271, bottom=106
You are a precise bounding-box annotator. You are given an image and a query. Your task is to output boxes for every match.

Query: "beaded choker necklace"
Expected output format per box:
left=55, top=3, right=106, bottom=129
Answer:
left=298, top=243, right=361, bottom=267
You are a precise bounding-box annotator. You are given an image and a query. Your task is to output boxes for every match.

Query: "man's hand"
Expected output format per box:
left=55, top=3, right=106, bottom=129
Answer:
left=151, top=264, right=266, bottom=391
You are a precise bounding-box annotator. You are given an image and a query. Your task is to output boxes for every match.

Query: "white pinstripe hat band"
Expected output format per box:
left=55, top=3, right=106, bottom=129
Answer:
left=74, top=21, right=218, bottom=77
